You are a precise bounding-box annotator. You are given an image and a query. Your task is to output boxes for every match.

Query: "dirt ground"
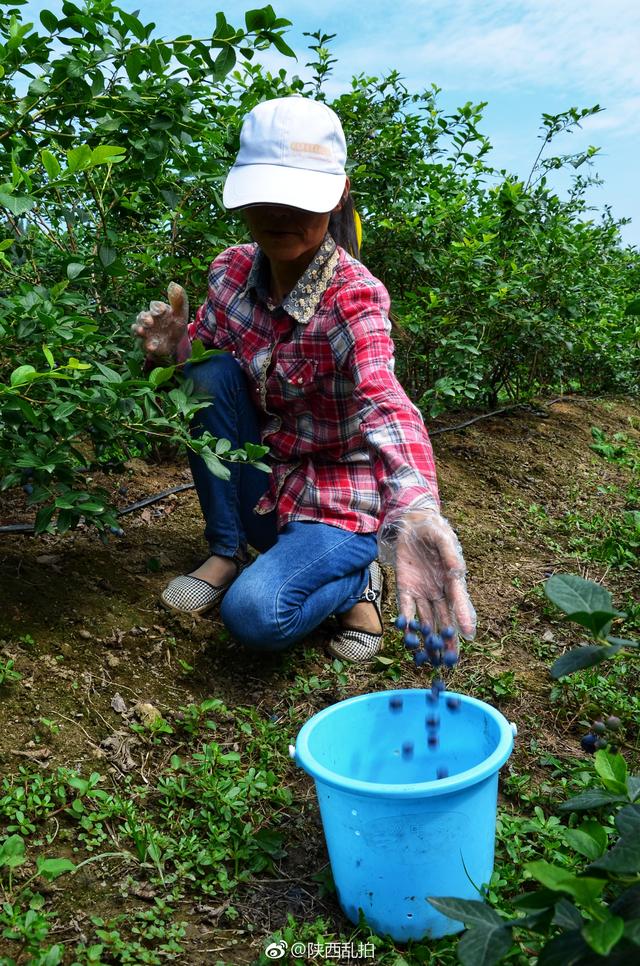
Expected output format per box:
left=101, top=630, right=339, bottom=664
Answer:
left=0, top=393, right=638, bottom=963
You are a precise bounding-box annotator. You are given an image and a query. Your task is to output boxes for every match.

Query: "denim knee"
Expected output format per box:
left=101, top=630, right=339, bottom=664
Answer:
left=220, top=574, right=298, bottom=652
left=184, top=352, right=242, bottom=396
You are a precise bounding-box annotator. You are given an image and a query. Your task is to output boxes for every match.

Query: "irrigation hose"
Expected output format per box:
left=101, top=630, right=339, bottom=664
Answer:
left=0, top=397, right=571, bottom=535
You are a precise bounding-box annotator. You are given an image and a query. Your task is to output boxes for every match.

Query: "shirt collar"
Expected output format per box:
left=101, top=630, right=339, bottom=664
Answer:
left=244, top=233, right=340, bottom=324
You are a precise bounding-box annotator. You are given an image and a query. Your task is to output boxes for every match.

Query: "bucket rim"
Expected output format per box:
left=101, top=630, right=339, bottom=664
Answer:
left=293, top=689, right=514, bottom=799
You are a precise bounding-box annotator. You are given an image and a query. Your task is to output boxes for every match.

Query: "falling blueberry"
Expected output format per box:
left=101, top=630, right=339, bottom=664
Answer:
left=432, top=677, right=446, bottom=695
left=580, top=733, right=597, bottom=754
left=414, top=650, right=428, bottom=667
left=404, top=632, right=421, bottom=650
left=402, top=741, right=414, bottom=758
left=605, top=716, right=621, bottom=731
left=446, top=696, right=461, bottom=711
left=430, top=649, right=443, bottom=667
left=389, top=697, right=403, bottom=713
left=443, top=651, right=458, bottom=668
left=421, top=623, right=432, bottom=637
left=442, top=627, right=456, bottom=640
left=427, top=733, right=439, bottom=749
left=425, top=714, right=440, bottom=729
left=394, top=615, right=408, bottom=631
left=436, top=766, right=449, bottom=780
left=408, top=619, right=421, bottom=632
left=425, top=691, right=438, bottom=705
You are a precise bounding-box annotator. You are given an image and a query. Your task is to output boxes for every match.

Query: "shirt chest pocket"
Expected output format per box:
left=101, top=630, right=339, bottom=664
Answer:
left=273, top=356, right=318, bottom=399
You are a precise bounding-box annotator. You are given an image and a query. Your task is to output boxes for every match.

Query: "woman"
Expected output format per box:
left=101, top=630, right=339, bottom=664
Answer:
left=133, top=95, right=476, bottom=661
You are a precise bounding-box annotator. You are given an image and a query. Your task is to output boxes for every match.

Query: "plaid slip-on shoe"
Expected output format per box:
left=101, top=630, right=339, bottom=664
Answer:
left=160, top=556, right=248, bottom=616
left=326, top=560, right=384, bottom=662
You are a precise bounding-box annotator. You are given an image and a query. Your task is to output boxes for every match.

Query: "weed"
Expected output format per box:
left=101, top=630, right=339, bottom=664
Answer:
left=0, top=656, right=22, bottom=685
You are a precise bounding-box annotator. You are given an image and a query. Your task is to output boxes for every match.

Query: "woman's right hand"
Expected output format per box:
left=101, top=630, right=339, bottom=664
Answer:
left=132, top=281, right=189, bottom=361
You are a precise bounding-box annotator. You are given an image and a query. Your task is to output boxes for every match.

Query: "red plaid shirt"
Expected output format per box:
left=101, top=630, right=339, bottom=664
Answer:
left=189, top=234, right=439, bottom=534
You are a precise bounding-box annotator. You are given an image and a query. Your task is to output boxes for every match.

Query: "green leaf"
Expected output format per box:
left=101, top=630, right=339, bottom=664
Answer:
left=200, top=447, right=231, bottom=481
left=427, top=897, right=504, bottom=927
left=42, top=345, right=55, bottom=369
left=66, top=144, right=92, bottom=173
left=595, top=750, right=628, bottom=795
left=0, top=188, right=35, bottom=216
left=457, top=923, right=514, bottom=966
left=526, top=862, right=605, bottom=905
left=148, top=366, right=176, bottom=389
left=36, top=856, right=76, bottom=880
left=98, top=244, right=116, bottom=268
left=559, top=788, right=628, bottom=811
left=582, top=915, right=624, bottom=957
left=550, top=642, right=623, bottom=678
left=0, top=834, right=26, bottom=869
left=35, top=504, right=56, bottom=534
left=214, top=45, right=236, bottom=77
left=544, top=574, right=625, bottom=635
left=66, top=262, right=86, bottom=280
left=90, top=145, right=127, bottom=166
left=10, top=364, right=37, bottom=387
left=624, top=297, right=640, bottom=317
left=625, top=918, right=640, bottom=945
left=245, top=9, right=269, bottom=30
left=563, top=821, right=607, bottom=860
left=270, top=33, right=296, bottom=58
left=590, top=839, right=640, bottom=875
left=552, top=898, right=583, bottom=930
left=40, top=10, right=59, bottom=33
left=41, top=149, right=61, bottom=180
left=616, top=804, right=640, bottom=839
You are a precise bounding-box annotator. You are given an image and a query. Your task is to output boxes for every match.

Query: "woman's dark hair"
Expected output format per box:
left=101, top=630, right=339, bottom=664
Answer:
left=329, top=192, right=360, bottom=260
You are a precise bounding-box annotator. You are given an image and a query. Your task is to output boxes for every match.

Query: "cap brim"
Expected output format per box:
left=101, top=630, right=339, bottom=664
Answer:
left=223, top=163, right=346, bottom=213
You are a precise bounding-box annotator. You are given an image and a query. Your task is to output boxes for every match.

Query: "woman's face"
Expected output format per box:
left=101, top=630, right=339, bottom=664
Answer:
left=242, top=205, right=331, bottom=264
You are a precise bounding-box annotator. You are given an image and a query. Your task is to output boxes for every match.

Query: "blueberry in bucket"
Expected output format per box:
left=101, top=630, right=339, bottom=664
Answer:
left=437, top=766, right=449, bottom=779
left=446, top=696, right=461, bottom=711
left=389, top=697, right=403, bottom=713
left=402, top=741, right=414, bottom=758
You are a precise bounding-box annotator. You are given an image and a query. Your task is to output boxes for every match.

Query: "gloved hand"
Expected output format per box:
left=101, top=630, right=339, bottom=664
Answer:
left=379, top=504, right=476, bottom=648
left=131, top=281, right=189, bottom=361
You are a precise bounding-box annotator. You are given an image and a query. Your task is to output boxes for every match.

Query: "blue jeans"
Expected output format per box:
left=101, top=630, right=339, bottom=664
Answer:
left=184, top=354, right=378, bottom=651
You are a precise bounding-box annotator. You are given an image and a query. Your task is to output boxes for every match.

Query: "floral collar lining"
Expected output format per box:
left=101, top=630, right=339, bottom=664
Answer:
left=244, top=233, right=340, bottom=324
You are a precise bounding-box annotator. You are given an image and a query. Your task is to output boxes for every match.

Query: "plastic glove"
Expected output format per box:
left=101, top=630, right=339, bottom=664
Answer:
left=378, top=500, right=476, bottom=646
left=131, top=281, right=189, bottom=361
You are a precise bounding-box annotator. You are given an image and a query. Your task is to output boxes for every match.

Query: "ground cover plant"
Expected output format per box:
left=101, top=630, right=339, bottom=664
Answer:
left=1, top=2, right=639, bottom=964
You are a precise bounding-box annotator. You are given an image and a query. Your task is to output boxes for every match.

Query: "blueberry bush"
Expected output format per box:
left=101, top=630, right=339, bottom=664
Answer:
left=1, top=1, right=639, bottom=534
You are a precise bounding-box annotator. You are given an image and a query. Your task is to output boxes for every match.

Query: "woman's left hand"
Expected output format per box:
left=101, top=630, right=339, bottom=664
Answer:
left=394, top=508, right=476, bottom=647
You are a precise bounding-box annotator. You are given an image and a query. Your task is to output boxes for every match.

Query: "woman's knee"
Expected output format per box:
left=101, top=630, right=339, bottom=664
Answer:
left=220, top=575, right=299, bottom=652
left=184, top=352, right=242, bottom=396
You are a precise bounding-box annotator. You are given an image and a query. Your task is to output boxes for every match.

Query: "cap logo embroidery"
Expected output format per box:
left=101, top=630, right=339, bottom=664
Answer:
left=289, top=141, right=332, bottom=157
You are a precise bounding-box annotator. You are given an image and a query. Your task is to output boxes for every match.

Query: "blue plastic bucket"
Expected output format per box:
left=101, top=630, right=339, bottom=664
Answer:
left=291, top=689, right=515, bottom=941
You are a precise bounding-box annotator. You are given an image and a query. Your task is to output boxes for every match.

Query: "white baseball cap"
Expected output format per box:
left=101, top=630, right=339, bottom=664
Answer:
left=222, top=95, right=348, bottom=213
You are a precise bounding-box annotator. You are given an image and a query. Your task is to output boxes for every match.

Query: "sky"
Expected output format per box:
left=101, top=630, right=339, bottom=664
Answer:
left=19, top=0, right=640, bottom=247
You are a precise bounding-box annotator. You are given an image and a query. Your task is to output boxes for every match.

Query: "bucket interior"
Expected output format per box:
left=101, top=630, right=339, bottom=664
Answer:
left=303, top=690, right=504, bottom=786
